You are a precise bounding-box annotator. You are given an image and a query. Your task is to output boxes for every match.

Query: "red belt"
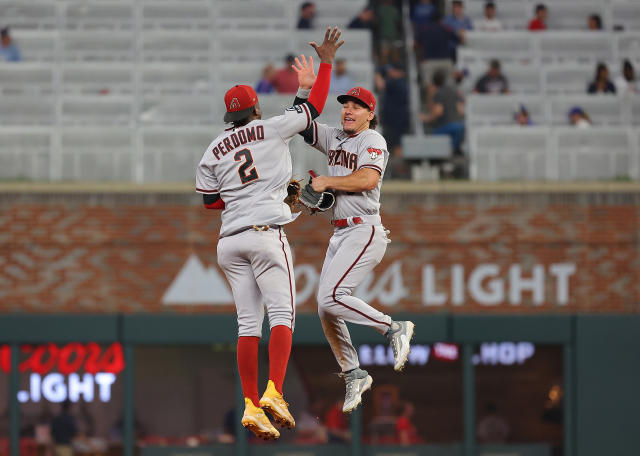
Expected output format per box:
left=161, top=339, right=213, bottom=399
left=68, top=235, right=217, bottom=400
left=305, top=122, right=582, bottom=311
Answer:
left=331, top=217, right=363, bottom=227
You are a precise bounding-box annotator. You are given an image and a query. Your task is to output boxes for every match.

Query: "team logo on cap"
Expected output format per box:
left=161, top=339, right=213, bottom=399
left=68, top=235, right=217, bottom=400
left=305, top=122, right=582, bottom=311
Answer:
left=349, top=88, right=361, bottom=96
left=229, top=97, right=240, bottom=110
left=368, top=148, right=383, bottom=160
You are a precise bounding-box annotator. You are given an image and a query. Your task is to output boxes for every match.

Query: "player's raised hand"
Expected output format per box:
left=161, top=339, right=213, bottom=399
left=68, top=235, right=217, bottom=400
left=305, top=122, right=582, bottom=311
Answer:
left=292, top=55, right=316, bottom=90
left=309, top=26, right=345, bottom=64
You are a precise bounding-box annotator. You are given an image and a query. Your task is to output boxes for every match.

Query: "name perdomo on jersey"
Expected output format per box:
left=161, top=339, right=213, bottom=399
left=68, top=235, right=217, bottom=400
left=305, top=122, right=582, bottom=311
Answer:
left=212, top=125, right=265, bottom=160
left=328, top=149, right=358, bottom=171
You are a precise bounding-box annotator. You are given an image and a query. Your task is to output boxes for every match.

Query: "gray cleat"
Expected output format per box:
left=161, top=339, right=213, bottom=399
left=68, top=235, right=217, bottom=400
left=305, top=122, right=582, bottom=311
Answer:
left=339, top=368, right=373, bottom=413
left=386, top=320, right=415, bottom=372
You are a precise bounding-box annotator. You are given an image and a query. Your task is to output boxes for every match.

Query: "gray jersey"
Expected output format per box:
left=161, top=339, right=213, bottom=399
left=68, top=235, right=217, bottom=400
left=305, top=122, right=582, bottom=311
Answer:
left=196, top=104, right=313, bottom=237
left=306, top=122, right=388, bottom=220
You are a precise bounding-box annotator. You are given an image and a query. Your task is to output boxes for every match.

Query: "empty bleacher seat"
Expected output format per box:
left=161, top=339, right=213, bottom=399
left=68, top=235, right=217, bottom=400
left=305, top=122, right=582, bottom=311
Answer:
left=217, top=61, right=267, bottom=89
left=460, top=32, right=535, bottom=65
left=0, top=96, right=54, bottom=125
left=0, top=1, right=57, bottom=30
left=60, top=128, right=135, bottom=181
left=12, top=30, right=57, bottom=62
left=256, top=94, right=295, bottom=118
left=465, top=63, right=542, bottom=94
left=545, top=2, right=605, bottom=31
left=550, top=96, right=627, bottom=126
left=538, top=32, right=614, bottom=63
left=466, top=95, right=547, bottom=126
left=543, top=64, right=598, bottom=94
left=616, top=33, right=640, bottom=60
left=611, top=2, right=640, bottom=32
left=61, top=96, right=133, bottom=126
left=293, top=30, right=372, bottom=62
left=0, top=63, right=53, bottom=95
left=141, top=30, right=211, bottom=62
left=0, top=127, right=53, bottom=180
left=141, top=1, right=212, bottom=30
left=631, top=98, right=640, bottom=126
left=216, top=31, right=288, bottom=61
left=555, top=127, right=637, bottom=180
left=63, top=1, right=134, bottom=30
left=215, top=0, right=291, bottom=30
left=62, top=31, right=135, bottom=61
left=141, top=127, right=217, bottom=182
left=62, top=63, right=133, bottom=94
left=139, top=96, right=218, bottom=125
left=141, top=63, right=212, bottom=95
left=401, top=135, right=452, bottom=160
left=469, top=127, right=551, bottom=181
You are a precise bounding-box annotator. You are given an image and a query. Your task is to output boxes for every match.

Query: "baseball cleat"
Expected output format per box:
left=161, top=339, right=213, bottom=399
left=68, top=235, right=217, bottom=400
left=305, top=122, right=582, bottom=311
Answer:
left=241, top=398, right=280, bottom=440
left=259, top=380, right=296, bottom=429
left=387, top=320, right=416, bottom=372
left=340, top=368, right=373, bottom=413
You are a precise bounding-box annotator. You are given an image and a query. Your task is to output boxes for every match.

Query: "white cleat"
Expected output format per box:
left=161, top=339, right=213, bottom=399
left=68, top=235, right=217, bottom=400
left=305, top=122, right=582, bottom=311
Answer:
left=340, top=368, right=373, bottom=413
left=386, top=321, right=415, bottom=372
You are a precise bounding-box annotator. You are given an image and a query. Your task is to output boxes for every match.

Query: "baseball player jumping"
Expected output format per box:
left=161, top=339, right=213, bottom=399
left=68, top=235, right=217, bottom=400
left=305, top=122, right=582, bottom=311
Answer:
left=195, top=28, right=344, bottom=440
left=293, top=85, right=415, bottom=413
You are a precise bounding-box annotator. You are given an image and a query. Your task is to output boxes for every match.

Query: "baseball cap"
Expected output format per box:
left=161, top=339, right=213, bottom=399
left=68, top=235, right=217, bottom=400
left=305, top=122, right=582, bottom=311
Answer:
left=224, top=85, right=259, bottom=123
left=337, top=87, right=376, bottom=112
left=568, top=106, right=585, bottom=117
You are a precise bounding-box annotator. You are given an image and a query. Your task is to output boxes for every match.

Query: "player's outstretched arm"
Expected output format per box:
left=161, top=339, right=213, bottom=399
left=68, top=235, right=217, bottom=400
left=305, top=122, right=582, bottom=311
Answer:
left=310, top=26, right=345, bottom=64
left=305, top=27, right=343, bottom=116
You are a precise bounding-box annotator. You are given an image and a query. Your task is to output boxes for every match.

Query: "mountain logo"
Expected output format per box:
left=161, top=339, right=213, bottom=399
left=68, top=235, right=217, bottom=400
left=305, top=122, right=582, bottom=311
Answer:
left=162, top=254, right=233, bottom=305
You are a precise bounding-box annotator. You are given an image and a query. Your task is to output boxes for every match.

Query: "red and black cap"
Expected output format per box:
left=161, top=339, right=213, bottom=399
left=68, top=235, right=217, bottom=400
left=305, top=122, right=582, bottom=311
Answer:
left=224, top=85, right=259, bottom=123
left=337, top=86, right=376, bottom=112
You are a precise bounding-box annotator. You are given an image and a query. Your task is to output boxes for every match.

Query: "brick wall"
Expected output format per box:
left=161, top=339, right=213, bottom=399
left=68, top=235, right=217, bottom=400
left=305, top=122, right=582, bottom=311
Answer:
left=1, top=189, right=638, bottom=313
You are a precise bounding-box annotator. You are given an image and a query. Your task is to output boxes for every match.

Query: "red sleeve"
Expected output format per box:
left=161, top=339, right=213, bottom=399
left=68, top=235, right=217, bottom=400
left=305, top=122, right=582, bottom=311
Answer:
left=204, top=199, right=225, bottom=210
left=307, top=63, right=332, bottom=115
left=395, top=417, right=410, bottom=432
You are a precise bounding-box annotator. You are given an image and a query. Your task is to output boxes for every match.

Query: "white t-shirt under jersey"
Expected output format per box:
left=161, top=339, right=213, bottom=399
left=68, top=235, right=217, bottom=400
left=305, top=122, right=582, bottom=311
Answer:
left=196, top=104, right=313, bottom=237
left=305, top=121, right=389, bottom=220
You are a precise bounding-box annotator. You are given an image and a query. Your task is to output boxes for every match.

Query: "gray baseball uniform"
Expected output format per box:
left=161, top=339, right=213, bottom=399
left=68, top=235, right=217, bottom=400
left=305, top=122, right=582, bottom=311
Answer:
left=196, top=104, right=314, bottom=337
left=305, top=121, right=392, bottom=372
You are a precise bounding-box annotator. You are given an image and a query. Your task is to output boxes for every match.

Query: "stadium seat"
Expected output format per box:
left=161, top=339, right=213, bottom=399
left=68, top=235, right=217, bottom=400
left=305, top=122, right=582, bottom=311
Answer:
left=292, top=30, right=373, bottom=62
left=141, top=1, right=212, bottom=30
left=141, top=30, right=211, bottom=62
left=611, top=2, right=640, bottom=32
left=401, top=135, right=452, bottom=160
left=61, top=95, right=134, bottom=126
left=616, top=32, right=640, bottom=60
left=59, top=127, right=135, bottom=181
left=0, top=63, right=53, bottom=95
left=139, top=96, right=218, bottom=126
left=217, top=61, right=267, bottom=89
left=549, top=96, right=627, bottom=126
left=0, top=95, right=55, bottom=125
left=555, top=127, right=637, bottom=180
left=0, top=127, right=53, bottom=180
left=469, top=127, right=551, bottom=181
left=0, top=1, right=57, bottom=30
left=545, top=2, right=605, bottom=31
left=12, top=30, right=57, bottom=62
left=140, top=127, right=217, bottom=182
left=216, top=31, right=286, bottom=61
left=630, top=98, right=640, bottom=127
left=215, top=0, right=291, bottom=30
left=63, top=1, right=134, bottom=30
left=466, top=95, right=547, bottom=127
left=141, top=63, right=212, bottom=95
left=538, top=32, right=614, bottom=63
left=460, top=32, right=535, bottom=65
left=62, top=63, right=134, bottom=95
left=543, top=64, right=598, bottom=94
left=62, top=31, right=135, bottom=61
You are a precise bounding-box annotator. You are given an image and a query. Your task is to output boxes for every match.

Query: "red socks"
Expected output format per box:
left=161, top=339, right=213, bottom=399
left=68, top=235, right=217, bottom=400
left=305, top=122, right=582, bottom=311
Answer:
left=269, top=325, right=292, bottom=394
left=237, top=336, right=260, bottom=407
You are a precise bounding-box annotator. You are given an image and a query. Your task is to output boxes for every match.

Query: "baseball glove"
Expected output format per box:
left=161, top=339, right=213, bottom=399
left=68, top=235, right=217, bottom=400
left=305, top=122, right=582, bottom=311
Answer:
left=284, top=179, right=302, bottom=211
left=299, top=171, right=335, bottom=214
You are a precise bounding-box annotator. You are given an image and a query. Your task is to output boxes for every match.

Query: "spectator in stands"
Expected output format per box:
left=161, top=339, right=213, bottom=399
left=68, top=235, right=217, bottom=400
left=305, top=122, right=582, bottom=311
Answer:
left=297, top=2, right=316, bottom=29
left=528, top=4, right=548, bottom=31
left=330, top=58, right=355, bottom=95
left=272, top=54, right=299, bottom=93
left=255, top=64, right=275, bottom=94
left=349, top=6, right=375, bottom=30
left=568, top=106, right=591, bottom=129
left=477, top=402, right=510, bottom=443
left=0, top=27, right=21, bottom=62
left=588, top=14, right=603, bottom=31
left=411, top=0, right=436, bottom=31
left=377, top=63, right=409, bottom=161
left=421, top=69, right=465, bottom=154
left=395, top=402, right=421, bottom=445
left=615, top=60, right=638, bottom=94
left=587, top=62, right=616, bottom=94
left=444, top=1, right=473, bottom=34
left=415, top=11, right=459, bottom=91
left=513, top=104, right=534, bottom=126
left=474, top=59, right=509, bottom=94
left=474, top=2, right=503, bottom=32
left=377, top=0, right=402, bottom=64
left=324, top=399, right=350, bottom=443
left=51, top=400, right=77, bottom=456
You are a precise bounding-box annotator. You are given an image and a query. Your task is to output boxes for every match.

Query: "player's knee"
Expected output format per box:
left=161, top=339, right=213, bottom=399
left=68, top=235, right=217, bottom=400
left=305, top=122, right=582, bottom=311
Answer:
left=316, top=286, right=333, bottom=310
left=238, top=320, right=262, bottom=338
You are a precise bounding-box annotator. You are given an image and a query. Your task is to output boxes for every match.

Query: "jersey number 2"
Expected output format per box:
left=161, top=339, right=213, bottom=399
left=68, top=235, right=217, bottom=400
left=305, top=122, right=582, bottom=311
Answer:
left=234, top=149, right=258, bottom=184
